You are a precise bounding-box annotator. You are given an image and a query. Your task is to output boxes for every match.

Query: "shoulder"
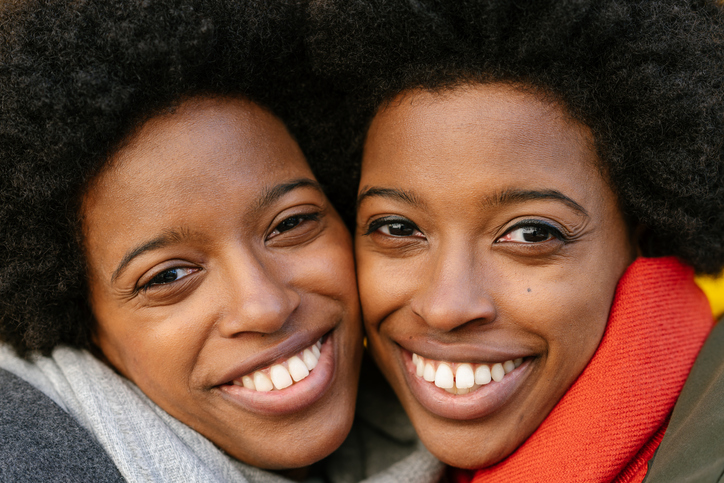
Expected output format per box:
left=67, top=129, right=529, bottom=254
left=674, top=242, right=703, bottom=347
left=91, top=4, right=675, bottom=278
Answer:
left=645, top=319, right=724, bottom=483
left=0, top=368, right=124, bottom=482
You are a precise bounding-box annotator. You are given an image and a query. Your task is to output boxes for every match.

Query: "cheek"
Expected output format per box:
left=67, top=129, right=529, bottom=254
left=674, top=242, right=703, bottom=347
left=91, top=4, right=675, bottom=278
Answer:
left=356, top=249, right=414, bottom=331
left=543, top=294, right=607, bottom=362
left=303, top=244, right=358, bottom=304
left=511, top=267, right=613, bottom=374
left=357, top=260, right=390, bottom=333
left=94, top=303, right=205, bottom=395
left=298, top=226, right=357, bottom=302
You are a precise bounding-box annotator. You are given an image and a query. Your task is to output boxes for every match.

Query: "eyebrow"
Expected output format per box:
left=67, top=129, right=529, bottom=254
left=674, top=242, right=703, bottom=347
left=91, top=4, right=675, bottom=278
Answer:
left=356, top=185, right=588, bottom=216
left=111, top=228, right=194, bottom=283
left=486, top=188, right=589, bottom=216
left=356, top=187, right=425, bottom=210
left=111, top=178, right=324, bottom=283
left=254, top=178, right=325, bottom=214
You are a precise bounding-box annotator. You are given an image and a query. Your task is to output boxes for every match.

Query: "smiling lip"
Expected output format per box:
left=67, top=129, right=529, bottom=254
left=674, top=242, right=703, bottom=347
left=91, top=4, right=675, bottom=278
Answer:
left=400, top=348, right=533, bottom=420
left=217, top=331, right=336, bottom=416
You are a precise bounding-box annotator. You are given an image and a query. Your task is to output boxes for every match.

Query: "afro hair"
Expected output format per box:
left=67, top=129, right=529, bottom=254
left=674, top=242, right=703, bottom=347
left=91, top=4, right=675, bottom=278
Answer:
left=306, top=0, right=724, bottom=274
left=0, top=0, right=345, bottom=357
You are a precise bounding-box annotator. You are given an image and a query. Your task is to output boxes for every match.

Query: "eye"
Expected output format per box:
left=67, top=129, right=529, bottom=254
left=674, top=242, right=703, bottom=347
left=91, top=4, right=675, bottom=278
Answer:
left=268, top=213, right=320, bottom=238
left=142, top=267, right=198, bottom=290
left=496, top=221, right=565, bottom=244
left=378, top=222, right=417, bottom=237
left=366, top=217, right=423, bottom=238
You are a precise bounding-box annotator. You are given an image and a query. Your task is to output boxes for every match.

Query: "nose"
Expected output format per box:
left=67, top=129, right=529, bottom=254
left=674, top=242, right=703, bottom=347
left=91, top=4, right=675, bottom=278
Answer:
left=409, top=243, right=496, bottom=332
left=217, top=249, right=300, bottom=337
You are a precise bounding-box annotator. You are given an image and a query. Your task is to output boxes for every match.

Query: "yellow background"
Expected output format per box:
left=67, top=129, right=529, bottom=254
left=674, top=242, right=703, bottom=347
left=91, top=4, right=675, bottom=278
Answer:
left=696, top=275, right=724, bottom=319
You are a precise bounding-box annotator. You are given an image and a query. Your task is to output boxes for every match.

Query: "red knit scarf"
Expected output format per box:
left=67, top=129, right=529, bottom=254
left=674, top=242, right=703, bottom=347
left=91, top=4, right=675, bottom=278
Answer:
left=451, top=257, right=713, bottom=483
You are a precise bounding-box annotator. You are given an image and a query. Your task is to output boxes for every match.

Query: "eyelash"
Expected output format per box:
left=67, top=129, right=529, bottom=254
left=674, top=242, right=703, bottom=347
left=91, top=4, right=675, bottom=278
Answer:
left=495, top=220, right=568, bottom=244
left=268, top=212, right=321, bottom=238
left=365, top=217, right=567, bottom=243
left=365, top=216, right=422, bottom=237
left=140, top=266, right=199, bottom=292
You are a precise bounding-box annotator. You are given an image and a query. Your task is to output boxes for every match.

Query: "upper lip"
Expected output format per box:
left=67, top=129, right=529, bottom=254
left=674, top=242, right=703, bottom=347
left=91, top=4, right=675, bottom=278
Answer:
left=395, top=336, right=536, bottom=363
left=215, top=326, right=333, bottom=385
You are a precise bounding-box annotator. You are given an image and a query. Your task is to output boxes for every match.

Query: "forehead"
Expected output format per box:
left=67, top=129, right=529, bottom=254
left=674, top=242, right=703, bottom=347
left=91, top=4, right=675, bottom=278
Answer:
left=362, top=84, right=599, bottom=194
left=81, top=96, right=314, bottom=269
left=83, top=96, right=313, bottom=227
left=90, top=97, right=311, bottom=200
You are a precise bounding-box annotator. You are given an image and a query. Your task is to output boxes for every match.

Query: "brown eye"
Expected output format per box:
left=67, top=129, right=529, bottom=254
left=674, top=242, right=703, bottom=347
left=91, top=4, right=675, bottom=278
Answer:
left=496, top=222, right=565, bottom=244
left=143, top=267, right=198, bottom=290
left=268, top=213, right=320, bottom=238
left=380, top=222, right=417, bottom=237
left=366, top=216, right=423, bottom=238
left=277, top=216, right=304, bottom=233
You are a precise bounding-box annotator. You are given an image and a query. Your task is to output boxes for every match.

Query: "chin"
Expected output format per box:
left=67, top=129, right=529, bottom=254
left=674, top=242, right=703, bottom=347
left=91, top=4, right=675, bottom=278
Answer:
left=414, top=417, right=522, bottom=470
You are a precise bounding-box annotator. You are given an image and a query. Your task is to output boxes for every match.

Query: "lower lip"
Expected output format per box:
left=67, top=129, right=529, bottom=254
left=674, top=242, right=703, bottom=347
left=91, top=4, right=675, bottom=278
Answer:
left=217, top=333, right=336, bottom=416
left=401, top=350, right=532, bottom=421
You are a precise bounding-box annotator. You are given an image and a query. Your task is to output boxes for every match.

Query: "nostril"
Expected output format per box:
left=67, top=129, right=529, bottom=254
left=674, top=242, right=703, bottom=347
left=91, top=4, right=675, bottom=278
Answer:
left=409, top=255, right=496, bottom=331
left=411, top=295, right=496, bottom=332
left=220, top=286, right=299, bottom=336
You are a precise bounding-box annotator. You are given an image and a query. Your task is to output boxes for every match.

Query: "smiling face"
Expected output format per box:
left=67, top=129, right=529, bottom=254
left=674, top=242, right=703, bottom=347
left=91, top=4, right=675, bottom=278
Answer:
left=356, top=84, right=636, bottom=468
left=82, top=96, right=362, bottom=470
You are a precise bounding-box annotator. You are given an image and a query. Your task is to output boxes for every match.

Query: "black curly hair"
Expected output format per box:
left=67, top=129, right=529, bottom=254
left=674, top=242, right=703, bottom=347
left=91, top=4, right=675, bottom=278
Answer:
left=0, top=0, right=346, bottom=357
left=306, top=0, right=724, bottom=274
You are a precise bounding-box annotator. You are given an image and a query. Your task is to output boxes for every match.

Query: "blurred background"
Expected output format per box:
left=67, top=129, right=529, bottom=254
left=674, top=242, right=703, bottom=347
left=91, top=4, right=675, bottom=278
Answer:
left=696, top=275, right=724, bottom=319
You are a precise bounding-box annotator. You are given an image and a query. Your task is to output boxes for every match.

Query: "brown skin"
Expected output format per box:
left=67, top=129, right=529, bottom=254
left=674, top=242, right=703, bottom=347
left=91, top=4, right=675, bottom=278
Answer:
left=355, top=84, right=636, bottom=469
left=82, top=96, right=362, bottom=471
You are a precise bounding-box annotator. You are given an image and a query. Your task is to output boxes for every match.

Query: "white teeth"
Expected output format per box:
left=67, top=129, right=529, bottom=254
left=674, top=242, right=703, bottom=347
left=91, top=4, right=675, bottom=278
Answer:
left=423, top=362, right=436, bottom=382
left=232, top=339, right=322, bottom=392
left=253, top=371, right=274, bottom=392
left=302, top=348, right=319, bottom=371
left=287, top=356, right=310, bottom=382
left=270, top=364, right=293, bottom=390
left=475, top=364, right=492, bottom=385
left=241, top=375, right=256, bottom=390
left=455, top=363, right=475, bottom=389
left=411, top=352, right=526, bottom=393
left=491, top=363, right=505, bottom=382
left=434, top=363, right=454, bottom=389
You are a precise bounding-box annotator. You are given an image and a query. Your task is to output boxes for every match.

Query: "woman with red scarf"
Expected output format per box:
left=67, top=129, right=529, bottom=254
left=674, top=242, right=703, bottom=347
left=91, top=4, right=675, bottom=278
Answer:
left=306, top=0, right=724, bottom=481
